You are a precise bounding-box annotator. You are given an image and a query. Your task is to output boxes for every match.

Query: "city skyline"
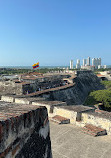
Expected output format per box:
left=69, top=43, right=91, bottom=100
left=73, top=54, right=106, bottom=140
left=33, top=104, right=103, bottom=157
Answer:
left=0, top=0, right=111, bottom=66
left=70, top=56, right=103, bottom=70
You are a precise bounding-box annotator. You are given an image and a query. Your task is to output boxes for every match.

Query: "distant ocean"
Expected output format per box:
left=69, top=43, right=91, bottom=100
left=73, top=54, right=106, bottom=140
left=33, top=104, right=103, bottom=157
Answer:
left=0, top=66, right=70, bottom=69
left=0, top=65, right=111, bottom=69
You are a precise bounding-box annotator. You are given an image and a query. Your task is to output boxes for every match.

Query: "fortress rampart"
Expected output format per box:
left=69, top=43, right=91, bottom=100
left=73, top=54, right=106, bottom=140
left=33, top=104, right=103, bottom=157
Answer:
left=25, top=71, right=104, bottom=105
left=0, top=71, right=104, bottom=105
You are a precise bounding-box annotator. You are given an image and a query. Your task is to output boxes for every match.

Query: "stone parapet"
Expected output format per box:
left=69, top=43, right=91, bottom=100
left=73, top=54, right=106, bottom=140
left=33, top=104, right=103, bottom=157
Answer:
left=81, top=112, right=111, bottom=135
left=53, top=105, right=95, bottom=124
left=32, top=100, right=67, bottom=116
left=15, top=97, right=46, bottom=105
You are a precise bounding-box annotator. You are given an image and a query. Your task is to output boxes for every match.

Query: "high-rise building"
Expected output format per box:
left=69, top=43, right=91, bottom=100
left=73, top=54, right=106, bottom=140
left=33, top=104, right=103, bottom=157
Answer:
left=76, top=59, right=80, bottom=69
left=87, top=57, right=90, bottom=66
left=98, top=58, right=101, bottom=66
left=70, top=60, right=73, bottom=69
left=92, top=58, right=101, bottom=69
left=77, top=59, right=80, bottom=64
left=83, top=59, right=86, bottom=66
left=92, top=58, right=95, bottom=66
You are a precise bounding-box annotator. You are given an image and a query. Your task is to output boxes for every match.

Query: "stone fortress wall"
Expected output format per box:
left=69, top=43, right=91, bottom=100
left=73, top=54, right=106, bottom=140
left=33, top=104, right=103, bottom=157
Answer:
left=0, top=71, right=104, bottom=104
left=25, top=70, right=104, bottom=105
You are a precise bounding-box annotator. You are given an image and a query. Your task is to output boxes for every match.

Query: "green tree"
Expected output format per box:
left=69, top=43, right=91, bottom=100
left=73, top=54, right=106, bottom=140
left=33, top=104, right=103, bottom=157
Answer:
left=101, top=81, right=111, bottom=89
left=85, top=89, right=111, bottom=108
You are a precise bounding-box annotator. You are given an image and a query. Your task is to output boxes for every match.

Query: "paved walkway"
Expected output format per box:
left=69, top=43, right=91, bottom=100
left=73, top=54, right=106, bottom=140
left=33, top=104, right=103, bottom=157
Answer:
left=50, top=122, right=111, bottom=158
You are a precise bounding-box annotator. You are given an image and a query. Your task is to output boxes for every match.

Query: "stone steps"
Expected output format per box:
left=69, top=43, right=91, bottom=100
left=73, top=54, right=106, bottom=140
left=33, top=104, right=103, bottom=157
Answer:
left=50, top=115, right=70, bottom=124
left=81, top=124, right=107, bottom=137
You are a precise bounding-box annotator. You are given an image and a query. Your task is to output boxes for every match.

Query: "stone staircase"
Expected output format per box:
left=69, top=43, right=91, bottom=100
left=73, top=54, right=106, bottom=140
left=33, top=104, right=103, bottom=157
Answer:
left=50, top=115, right=70, bottom=124
left=81, top=124, right=107, bottom=136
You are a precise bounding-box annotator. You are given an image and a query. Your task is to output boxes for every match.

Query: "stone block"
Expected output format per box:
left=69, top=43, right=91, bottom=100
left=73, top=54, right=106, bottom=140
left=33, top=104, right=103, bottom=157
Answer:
left=1, top=95, right=15, bottom=102
left=15, top=98, right=30, bottom=104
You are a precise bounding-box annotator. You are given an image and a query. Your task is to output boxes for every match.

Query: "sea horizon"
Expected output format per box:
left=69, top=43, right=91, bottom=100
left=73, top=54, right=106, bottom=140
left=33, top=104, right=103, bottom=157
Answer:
left=0, top=66, right=70, bottom=69
left=0, top=65, right=111, bottom=69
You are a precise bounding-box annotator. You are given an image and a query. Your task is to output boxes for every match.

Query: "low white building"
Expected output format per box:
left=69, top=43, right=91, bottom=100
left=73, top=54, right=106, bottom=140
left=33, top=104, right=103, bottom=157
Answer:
left=81, top=65, right=95, bottom=71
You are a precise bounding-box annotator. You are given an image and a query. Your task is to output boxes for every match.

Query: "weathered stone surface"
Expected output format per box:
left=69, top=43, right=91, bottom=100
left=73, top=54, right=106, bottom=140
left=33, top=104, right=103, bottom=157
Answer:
left=0, top=101, right=52, bottom=158
left=56, top=105, right=94, bottom=113
left=50, top=122, right=111, bottom=158
left=0, top=81, right=23, bottom=95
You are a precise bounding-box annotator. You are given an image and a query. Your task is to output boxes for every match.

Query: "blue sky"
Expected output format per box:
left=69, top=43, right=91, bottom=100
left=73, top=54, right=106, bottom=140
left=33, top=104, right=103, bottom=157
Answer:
left=0, top=0, right=111, bottom=66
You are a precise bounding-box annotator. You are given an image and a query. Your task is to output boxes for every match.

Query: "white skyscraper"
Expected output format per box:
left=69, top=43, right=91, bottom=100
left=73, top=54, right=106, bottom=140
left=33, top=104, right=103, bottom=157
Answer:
left=98, top=58, right=101, bottom=66
left=87, top=57, right=90, bottom=66
left=70, top=60, right=73, bottom=69
left=83, top=59, right=86, bottom=66
left=76, top=59, right=80, bottom=69
left=92, top=58, right=102, bottom=69
left=92, top=58, right=95, bottom=66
